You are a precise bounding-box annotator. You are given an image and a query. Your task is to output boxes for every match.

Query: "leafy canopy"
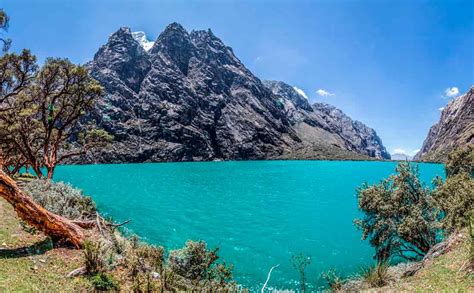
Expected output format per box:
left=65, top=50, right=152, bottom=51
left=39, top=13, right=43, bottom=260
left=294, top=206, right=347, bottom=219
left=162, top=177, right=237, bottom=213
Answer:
left=355, top=162, right=438, bottom=261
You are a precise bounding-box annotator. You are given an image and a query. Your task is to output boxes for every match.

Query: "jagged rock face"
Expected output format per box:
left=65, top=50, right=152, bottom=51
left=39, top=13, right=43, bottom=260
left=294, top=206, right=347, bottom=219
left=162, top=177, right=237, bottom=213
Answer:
left=89, top=23, right=298, bottom=162
left=264, top=81, right=391, bottom=160
left=414, top=87, right=473, bottom=162
left=86, top=23, right=389, bottom=163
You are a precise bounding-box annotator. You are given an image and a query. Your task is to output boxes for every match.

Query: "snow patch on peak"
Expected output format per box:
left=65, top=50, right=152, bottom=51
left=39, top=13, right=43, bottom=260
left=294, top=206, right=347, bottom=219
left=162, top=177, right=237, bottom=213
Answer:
left=293, top=86, right=309, bottom=100
left=132, top=31, right=154, bottom=51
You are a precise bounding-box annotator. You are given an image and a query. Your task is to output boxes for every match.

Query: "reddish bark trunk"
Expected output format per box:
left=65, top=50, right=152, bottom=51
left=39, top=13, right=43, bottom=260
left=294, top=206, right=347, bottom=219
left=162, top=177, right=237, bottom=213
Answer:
left=0, top=170, right=85, bottom=248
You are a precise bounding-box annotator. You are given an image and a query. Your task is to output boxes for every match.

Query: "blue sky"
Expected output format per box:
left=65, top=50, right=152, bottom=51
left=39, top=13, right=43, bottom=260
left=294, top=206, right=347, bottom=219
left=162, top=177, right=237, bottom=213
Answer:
left=3, top=0, right=473, bottom=155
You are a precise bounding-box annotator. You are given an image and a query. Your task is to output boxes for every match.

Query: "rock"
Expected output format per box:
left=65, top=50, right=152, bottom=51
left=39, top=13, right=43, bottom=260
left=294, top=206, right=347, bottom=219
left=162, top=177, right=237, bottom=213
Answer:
left=151, top=271, right=160, bottom=279
left=414, top=87, right=473, bottom=161
left=264, top=80, right=391, bottom=160
left=80, top=23, right=390, bottom=163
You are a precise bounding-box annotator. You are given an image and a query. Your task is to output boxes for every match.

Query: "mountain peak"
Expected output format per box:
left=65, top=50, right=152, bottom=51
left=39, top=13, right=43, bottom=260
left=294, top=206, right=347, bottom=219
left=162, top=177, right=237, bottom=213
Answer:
left=162, top=22, right=187, bottom=35
left=131, top=31, right=154, bottom=51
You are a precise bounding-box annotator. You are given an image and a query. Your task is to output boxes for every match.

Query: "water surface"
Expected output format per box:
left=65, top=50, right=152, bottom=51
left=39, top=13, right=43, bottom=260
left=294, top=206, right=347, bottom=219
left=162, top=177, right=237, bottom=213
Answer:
left=54, top=160, right=444, bottom=290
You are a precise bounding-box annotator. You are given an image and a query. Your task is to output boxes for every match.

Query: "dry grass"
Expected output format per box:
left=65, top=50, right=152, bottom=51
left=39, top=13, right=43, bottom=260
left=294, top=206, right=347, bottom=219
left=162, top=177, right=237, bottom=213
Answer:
left=380, top=231, right=473, bottom=292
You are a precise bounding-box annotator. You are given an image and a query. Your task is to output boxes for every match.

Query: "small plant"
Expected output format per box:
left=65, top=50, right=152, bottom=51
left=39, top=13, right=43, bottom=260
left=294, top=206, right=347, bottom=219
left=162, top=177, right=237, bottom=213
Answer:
left=89, top=272, right=118, bottom=291
left=22, top=179, right=96, bottom=220
left=291, top=253, right=311, bottom=292
left=321, top=268, right=343, bottom=291
left=360, top=262, right=391, bottom=288
left=84, top=240, right=105, bottom=275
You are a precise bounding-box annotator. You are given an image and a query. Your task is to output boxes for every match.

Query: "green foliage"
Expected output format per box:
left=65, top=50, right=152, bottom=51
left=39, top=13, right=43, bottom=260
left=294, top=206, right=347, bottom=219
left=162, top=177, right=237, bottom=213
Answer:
left=291, top=253, right=311, bottom=292
left=321, top=269, right=343, bottom=291
left=21, top=179, right=96, bottom=220
left=360, top=262, right=391, bottom=288
left=432, top=173, right=474, bottom=231
left=355, top=162, right=438, bottom=261
left=84, top=240, right=105, bottom=275
left=0, top=9, right=11, bottom=51
left=89, top=272, right=118, bottom=291
left=168, top=240, right=220, bottom=281
left=431, top=145, right=474, bottom=231
left=0, top=51, right=110, bottom=179
left=445, top=145, right=473, bottom=177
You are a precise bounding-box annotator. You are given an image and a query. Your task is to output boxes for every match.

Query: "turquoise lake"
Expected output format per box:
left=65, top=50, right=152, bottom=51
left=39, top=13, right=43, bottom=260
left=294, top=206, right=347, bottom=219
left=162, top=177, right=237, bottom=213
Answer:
left=54, top=160, right=444, bottom=290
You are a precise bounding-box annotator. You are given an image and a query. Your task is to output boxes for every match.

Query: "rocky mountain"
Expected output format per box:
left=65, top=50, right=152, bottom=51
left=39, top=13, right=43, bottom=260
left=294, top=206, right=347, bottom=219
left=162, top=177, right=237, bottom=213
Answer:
left=414, top=87, right=473, bottom=162
left=85, top=23, right=390, bottom=163
left=263, top=81, right=390, bottom=160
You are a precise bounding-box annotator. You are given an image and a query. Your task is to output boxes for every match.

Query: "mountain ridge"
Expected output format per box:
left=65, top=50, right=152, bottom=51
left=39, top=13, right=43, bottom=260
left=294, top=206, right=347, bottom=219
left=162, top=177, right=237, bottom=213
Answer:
left=83, top=23, right=390, bottom=163
left=414, top=87, right=473, bottom=161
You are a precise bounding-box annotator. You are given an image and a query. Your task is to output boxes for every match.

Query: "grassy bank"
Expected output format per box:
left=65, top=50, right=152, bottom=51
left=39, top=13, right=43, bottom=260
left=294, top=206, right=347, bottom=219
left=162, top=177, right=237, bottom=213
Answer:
left=0, top=197, right=89, bottom=292
left=385, top=230, right=472, bottom=291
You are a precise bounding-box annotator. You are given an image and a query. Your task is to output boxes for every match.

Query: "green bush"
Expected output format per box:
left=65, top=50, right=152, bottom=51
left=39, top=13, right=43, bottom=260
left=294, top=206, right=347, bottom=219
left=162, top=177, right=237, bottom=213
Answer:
left=168, top=240, right=220, bottom=280
left=360, top=262, right=391, bottom=288
left=292, top=253, right=311, bottom=292
left=89, top=272, right=118, bottom=291
left=355, top=162, right=438, bottom=261
left=22, top=179, right=96, bottom=220
left=84, top=240, right=105, bottom=275
left=445, top=145, right=473, bottom=177
left=433, top=172, right=474, bottom=231
left=432, top=146, right=474, bottom=231
left=321, top=269, right=343, bottom=291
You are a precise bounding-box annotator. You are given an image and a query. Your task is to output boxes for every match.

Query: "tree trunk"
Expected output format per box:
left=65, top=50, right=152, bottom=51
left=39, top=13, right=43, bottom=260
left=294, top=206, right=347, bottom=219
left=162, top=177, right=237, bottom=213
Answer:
left=46, top=165, right=55, bottom=180
left=0, top=170, right=85, bottom=248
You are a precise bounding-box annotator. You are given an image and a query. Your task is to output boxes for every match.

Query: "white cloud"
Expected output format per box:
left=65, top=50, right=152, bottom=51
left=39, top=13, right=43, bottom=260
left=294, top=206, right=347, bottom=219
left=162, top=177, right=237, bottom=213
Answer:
left=438, top=107, right=445, bottom=111
left=392, top=148, right=420, bottom=156
left=393, top=148, right=407, bottom=155
left=293, top=86, right=309, bottom=100
left=444, top=87, right=459, bottom=98
left=316, top=89, right=335, bottom=97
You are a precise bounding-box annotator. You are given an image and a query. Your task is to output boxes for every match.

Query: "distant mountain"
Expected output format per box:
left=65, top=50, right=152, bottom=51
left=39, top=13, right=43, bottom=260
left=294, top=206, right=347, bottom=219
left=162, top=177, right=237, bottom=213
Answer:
left=83, top=23, right=390, bottom=163
left=414, top=87, right=473, bottom=162
left=263, top=81, right=391, bottom=160
left=391, top=153, right=413, bottom=161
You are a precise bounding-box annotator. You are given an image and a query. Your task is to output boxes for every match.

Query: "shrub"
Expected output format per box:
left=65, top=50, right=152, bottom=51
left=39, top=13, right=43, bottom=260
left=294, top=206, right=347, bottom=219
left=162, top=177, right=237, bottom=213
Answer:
left=168, top=240, right=220, bottom=281
left=89, top=272, right=118, bottom=291
left=431, top=146, right=474, bottom=231
left=445, top=145, right=473, bottom=177
left=432, top=172, right=474, bottom=231
left=360, top=262, right=391, bottom=287
left=84, top=240, right=105, bottom=275
left=22, top=179, right=96, bottom=220
left=321, top=269, right=343, bottom=291
left=291, top=253, right=311, bottom=292
left=355, top=162, right=438, bottom=261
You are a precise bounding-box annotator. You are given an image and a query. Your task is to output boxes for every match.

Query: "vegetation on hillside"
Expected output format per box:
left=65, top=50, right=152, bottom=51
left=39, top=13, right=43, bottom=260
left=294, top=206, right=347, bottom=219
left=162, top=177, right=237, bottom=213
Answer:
left=1, top=179, right=239, bottom=291
left=346, top=144, right=474, bottom=290
left=0, top=8, right=112, bottom=248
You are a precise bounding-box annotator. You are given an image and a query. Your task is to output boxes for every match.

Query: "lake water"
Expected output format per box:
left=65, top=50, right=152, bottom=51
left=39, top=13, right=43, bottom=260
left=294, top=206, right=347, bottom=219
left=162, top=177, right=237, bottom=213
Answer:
left=54, top=160, right=444, bottom=290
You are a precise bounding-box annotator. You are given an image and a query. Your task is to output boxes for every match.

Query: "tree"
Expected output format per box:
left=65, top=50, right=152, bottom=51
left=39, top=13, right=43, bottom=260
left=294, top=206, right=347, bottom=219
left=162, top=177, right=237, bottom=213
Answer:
left=0, top=56, right=112, bottom=179
left=0, top=9, right=11, bottom=51
left=445, top=144, right=473, bottom=177
left=0, top=168, right=85, bottom=247
left=355, top=162, right=438, bottom=261
left=0, top=50, right=38, bottom=174
left=0, top=10, right=86, bottom=248
left=433, top=145, right=474, bottom=231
